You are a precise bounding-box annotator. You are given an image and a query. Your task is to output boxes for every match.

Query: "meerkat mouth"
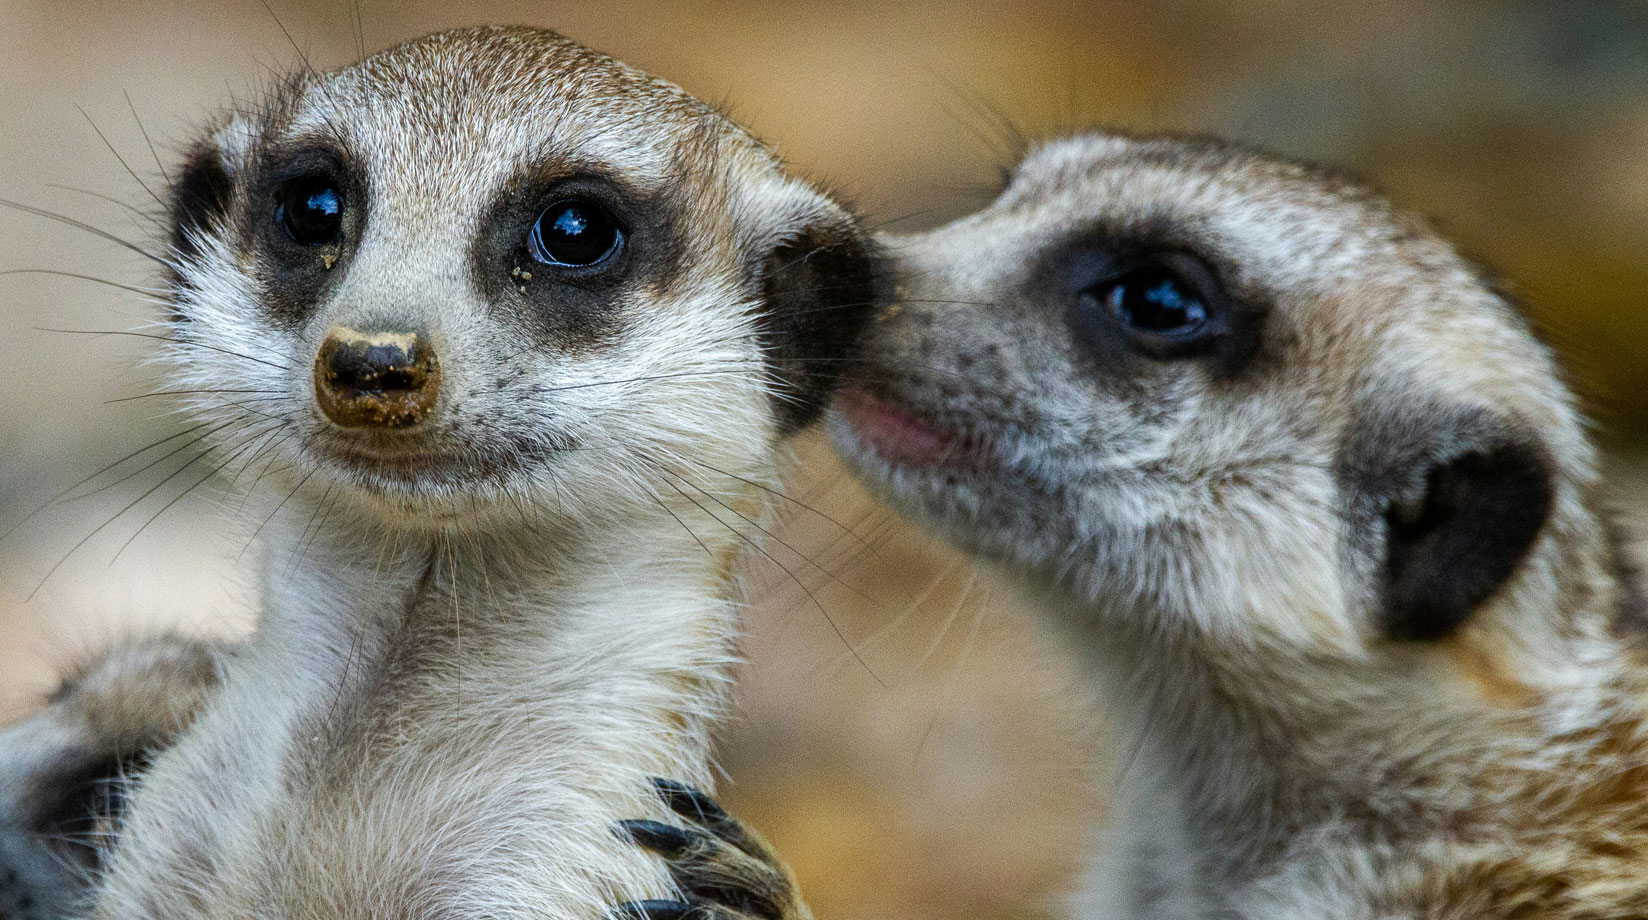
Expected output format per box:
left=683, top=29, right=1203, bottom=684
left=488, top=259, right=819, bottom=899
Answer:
left=303, top=430, right=572, bottom=510
left=837, top=386, right=993, bottom=472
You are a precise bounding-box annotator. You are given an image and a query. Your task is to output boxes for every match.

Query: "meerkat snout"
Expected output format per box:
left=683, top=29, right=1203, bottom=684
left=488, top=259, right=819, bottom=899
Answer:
left=312, top=326, right=441, bottom=429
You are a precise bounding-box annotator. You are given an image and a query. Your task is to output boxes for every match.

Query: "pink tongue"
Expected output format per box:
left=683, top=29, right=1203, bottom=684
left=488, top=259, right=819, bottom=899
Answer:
left=840, top=388, right=956, bottom=464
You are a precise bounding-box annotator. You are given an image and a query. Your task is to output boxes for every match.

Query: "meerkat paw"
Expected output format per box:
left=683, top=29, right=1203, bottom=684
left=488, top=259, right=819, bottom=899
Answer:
left=613, top=778, right=813, bottom=920
left=0, top=635, right=227, bottom=919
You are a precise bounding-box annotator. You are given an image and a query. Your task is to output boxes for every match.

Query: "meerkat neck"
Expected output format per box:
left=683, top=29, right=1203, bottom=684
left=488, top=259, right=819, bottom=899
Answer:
left=230, top=493, right=751, bottom=787
left=1062, top=552, right=1648, bottom=885
left=90, top=491, right=756, bottom=917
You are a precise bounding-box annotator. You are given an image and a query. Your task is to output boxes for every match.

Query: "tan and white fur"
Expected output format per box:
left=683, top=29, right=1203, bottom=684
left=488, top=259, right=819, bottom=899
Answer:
left=1, top=26, right=872, bottom=920
left=829, top=132, right=1648, bottom=918
left=0, top=638, right=226, bottom=920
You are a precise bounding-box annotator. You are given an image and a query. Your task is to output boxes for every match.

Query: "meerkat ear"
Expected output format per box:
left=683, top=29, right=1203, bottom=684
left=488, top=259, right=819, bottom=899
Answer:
left=1342, top=406, right=1555, bottom=640
left=0, top=636, right=224, bottom=909
left=168, top=116, right=254, bottom=275
left=0, top=738, right=136, bottom=919
left=745, top=182, right=882, bottom=434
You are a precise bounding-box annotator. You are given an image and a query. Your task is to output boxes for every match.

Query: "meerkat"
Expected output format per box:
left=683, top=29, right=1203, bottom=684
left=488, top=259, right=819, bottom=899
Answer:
left=814, top=132, right=1648, bottom=918
left=0, top=25, right=873, bottom=920
left=0, top=637, right=226, bottom=920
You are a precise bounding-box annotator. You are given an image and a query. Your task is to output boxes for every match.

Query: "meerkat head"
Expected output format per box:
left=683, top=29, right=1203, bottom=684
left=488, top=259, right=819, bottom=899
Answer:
left=165, top=25, right=876, bottom=531
left=833, top=133, right=1618, bottom=657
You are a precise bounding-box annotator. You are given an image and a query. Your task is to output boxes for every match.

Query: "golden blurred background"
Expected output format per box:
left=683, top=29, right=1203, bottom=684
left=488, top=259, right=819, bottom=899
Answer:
left=2, top=3, right=1647, bottom=919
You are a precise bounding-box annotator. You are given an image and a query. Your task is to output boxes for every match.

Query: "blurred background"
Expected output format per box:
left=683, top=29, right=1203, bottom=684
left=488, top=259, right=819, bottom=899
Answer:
left=2, top=2, right=1647, bottom=919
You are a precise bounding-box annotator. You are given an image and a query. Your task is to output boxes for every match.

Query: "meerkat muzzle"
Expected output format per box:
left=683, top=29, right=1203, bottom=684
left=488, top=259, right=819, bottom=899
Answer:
left=313, top=326, right=441, bottom=429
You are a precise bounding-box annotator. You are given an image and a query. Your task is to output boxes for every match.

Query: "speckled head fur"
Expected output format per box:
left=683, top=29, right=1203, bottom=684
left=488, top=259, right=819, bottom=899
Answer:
left=833, top=132, right=1648, bottom=917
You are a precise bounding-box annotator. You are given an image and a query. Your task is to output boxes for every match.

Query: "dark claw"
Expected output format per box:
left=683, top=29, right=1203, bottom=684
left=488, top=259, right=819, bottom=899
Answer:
left=613, top=899, right=710, bottom=920
left=624, top=780, right=799, bottom=920
left=650, top=777, right=730, bottom=826
left=616, top=819, right=703, bottom=857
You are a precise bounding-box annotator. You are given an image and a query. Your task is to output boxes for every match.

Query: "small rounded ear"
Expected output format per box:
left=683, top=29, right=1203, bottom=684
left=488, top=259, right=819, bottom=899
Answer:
left=0, top=636, right=224, bottom=910
left=1340, top=406, right=1555, bottom=641
left=1, top=732, right=127, bottom=919
left=745, top=184, right=883, bottom=435
left=167, top=116, right=253, bottom=292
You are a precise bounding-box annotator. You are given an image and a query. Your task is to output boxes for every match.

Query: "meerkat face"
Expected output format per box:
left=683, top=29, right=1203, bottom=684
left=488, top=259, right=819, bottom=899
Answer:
left=165, top=26, right=875, bottom=528
left=834, top=133, right=1587, bottom=650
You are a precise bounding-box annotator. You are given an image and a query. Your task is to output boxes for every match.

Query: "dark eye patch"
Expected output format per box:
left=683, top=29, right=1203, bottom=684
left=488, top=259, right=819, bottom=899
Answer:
left=168, top=142, right=236, bottom=286
left=1046, top=227, right=1267, bottom=378
left=246, top=143, right=365, bottom=328
left=471, top=166, right=687, bottom=353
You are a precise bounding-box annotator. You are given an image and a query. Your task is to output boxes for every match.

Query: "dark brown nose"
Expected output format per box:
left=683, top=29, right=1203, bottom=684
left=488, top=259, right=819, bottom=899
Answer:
left=313, top=326, right=440, bottom=429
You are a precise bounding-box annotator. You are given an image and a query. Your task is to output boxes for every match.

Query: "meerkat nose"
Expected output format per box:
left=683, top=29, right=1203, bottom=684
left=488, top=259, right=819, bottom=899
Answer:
left=313, top=325, right=441, bottom=429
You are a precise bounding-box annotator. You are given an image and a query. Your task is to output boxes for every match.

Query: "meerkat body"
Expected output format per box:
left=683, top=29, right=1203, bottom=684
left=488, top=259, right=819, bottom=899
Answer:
left=0, top=26, right=874, bottom=919
left=829, top=133, right=1648, bottom=918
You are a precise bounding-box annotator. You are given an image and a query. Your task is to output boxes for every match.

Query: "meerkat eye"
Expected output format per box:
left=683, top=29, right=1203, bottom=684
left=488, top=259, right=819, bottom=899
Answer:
left=276, top=176, right=344, bottom=246
left=1072, top=251, right=1232, bottom=362
left=529, top=199, right=623, bottom=267
left=1100, top=265, right=1209, bottom=338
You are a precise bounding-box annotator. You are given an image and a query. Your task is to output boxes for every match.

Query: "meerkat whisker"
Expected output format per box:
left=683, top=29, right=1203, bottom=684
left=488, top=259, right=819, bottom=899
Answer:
left=666, top=467, right=880, bottom=608
left=0, top=423, right=211, bottom=542
left=110, top=420, right=291, bottom=566
left=347, top=0, right=366, bottom=63
left=9, top=271, right=164, bottom=297
left=939, top=71, right=1032, bottom=164
left=0, top=198, right=169, bottom=267
left=648, top=487, right=716, bottom=561
left=73, top=103, right=166, bottom=211
left=864, top=207, right=944, bottom=233
left=906, top=566, right=983, bottom=686
left=235, top=466, right=314, bottom=563
left=34, top=327, right=293, bottom=370
left=805, top=556, right=968, bottom=682
left=910, top=574, right=987, bottom=769
left=25, top=420, right=242, bottom=601
left=678, top=456, right=876, bottom=550
left=123, top=89, right=171, bottom=188
left=663, top=473, right=886, bottom=687
left=104, top=388, right=288, bottom=404
left=42, top=186, right=164, bottom=228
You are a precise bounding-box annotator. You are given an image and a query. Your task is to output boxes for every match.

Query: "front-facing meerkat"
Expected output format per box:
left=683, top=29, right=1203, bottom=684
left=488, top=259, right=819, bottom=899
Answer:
left=2, top=25, right=874, bottom=919
left=829, top=133, right=1648, bottom=917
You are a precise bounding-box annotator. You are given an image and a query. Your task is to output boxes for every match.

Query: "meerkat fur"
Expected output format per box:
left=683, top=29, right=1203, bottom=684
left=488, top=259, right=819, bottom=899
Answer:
left=827, top=131, right=1648, bottom=919
left=1, top=26, right=876, bottom=920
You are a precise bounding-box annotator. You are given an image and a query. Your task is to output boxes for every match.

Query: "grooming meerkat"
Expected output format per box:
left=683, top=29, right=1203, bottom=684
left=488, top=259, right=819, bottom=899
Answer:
left=817, top=133, right=1648, bottom=917
left=0, top=25, right=869, bottom=919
